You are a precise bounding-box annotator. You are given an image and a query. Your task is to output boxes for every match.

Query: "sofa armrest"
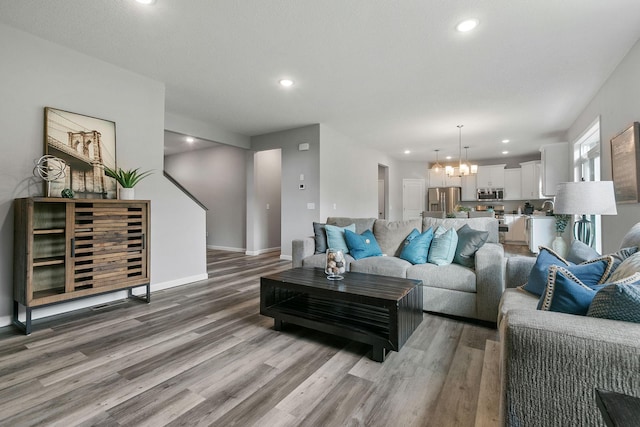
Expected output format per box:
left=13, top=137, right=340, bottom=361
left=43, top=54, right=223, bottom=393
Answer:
left=474, top=242, right=506, bottom=322
left=292, top=237, right=315, bottom=268
left=501, top=309, right=640, bottom=426
left=505, top=256, right=536, bottom=288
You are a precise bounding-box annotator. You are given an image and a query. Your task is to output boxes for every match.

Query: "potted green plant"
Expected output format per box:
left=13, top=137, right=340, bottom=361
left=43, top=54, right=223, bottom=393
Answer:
left=104, top=166, right=152, bottom=200
left=552, top=214, right=571, bottom=256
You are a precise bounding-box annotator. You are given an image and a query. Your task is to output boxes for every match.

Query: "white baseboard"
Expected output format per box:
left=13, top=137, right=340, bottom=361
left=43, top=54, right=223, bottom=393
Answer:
left=2, top=273, right=210, bottom=328
left=206, top=245, right=245, bottom=252
left=245, top=247, right=281, bottom=256
left=280, top=254, right=292, bottom=261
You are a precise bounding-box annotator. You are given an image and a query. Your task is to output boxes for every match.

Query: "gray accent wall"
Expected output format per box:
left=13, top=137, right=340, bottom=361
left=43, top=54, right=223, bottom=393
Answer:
left=567, top=37, right=640, bottom=253
left=0, top=24, right=207, bottom=327
left=165, top=144, right=247, bottom=251
left=250, top=125, right=320, bottom=258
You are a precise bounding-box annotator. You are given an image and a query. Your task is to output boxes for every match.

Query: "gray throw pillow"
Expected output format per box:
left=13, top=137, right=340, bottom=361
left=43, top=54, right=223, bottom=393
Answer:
left=566, top=239, right=600, bottom=264
left=313, top=222, right=327, bottom=254
left=453, top=224, right=489, bottom=268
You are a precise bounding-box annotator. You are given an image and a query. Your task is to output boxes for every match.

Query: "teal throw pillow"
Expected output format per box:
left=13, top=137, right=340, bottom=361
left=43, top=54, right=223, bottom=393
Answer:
left=587, top=273, right=640, bottom=323
left=344, top=229, right=383, bottom=260
left=427, top=226, right=458, bottom=266
left=537, top=266, right=606, bottom=315
left=453, top=224, right=489, bottom=268
left=325, top=223, right=356, bottom=254
left=400, top=227, right=434, bottom=265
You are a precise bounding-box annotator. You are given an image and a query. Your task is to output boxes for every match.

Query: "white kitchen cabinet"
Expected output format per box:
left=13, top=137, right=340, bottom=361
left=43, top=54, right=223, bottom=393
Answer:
left=445, top=170, right=461, bottom=187
left=428, top=169, right=445, bottom=188
left=540, top=142, right=569, bottom=196
left=520, top=161, right=542, bottom=199
left=504, top=168, right=522, bottom=200
left=526, top=216, right=556, bottom=253
left=504, top=214, right=527, bottom=243
left=461, top=174, right=477, bottom=201
left=476, top=164, right=506, bottom=188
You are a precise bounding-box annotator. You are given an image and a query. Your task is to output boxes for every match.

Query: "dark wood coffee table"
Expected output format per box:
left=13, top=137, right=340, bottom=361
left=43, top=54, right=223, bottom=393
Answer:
left=260, top=268, right=423, bottom=362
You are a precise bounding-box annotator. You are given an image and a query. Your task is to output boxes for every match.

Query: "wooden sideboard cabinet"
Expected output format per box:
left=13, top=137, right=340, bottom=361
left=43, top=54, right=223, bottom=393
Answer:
left=13, top=198, right=150, bottom=334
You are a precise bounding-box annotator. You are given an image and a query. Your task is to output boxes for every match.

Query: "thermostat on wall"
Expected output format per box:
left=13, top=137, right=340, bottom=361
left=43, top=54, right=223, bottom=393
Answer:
left=299, top=184, right=305, bottom=190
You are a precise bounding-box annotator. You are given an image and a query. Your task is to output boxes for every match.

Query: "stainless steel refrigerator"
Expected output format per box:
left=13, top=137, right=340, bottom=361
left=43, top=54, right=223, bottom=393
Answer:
left=427, top=187, right=461, bottom=215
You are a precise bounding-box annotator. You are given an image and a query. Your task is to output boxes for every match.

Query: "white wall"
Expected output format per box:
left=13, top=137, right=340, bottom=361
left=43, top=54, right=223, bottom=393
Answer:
left=567, top=38, right=640, bottom=253
left=0, top=24, right=207, bottom=326
left=165, top=144, right=247, bottom=251
left=165, top=112, right=250, bottom=149
left=250, top=125, right=320, bottom=258
left=319, top=125, right=401, bottom=221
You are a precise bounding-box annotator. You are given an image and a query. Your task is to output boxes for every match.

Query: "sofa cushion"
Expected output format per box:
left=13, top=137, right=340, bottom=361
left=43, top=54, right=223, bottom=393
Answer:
left=399, top=227, right=434, bottom=265
left=422, top=217, right=499, bottom=243
left=520, top=247, right=613, bottom=296
left=453, top=224, right=489, bottom=268
left=327, top=217, right=377, bottom=234
left=608, top=251, right=640, bottom=282
left=344, top=229, right=383, bottom=260
left=325, top=223, right=355, bottom=253
left=301, top=253, right=355, bottom=270
left=537, top=266, right=606, bottom=315
left=407, top=262, right=476, bottom=293
left=373, top=219, right=421, bottom=257
left=587, top=273, right=640, bottom=323
left=498, top=288, right=538, bottom=325
left=349, top=256, right=411, bottom=277
left=313, top=222, right=328, bottom=254
left=428, top=226, right=458, bottom=266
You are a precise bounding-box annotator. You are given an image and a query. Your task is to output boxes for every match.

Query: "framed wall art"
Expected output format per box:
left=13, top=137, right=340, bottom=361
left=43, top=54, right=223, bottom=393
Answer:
left=610, top=122, right=640, bottom=204
left=44, top=107, right=117, bottom=199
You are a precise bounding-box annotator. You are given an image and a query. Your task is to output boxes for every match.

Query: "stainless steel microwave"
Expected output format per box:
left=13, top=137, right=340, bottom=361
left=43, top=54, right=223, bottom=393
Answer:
left=477, top=188, right=504, bottom=201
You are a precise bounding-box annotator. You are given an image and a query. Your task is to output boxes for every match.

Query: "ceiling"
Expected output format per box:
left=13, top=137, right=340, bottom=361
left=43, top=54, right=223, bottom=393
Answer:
left=2, top=1, right=640, bottom=161
left=164, top=131, right=221, bottom=156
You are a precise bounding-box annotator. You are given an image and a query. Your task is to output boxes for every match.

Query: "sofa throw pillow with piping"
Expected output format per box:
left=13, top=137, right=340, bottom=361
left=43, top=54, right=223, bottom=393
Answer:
left=607, top=250, right=640, bottom=282
left=344, top=229, right=383, bottom=260
left=566, top=240, right=638, bottom=280
left=400, top=227, right=434, bottom=265
left=324, top=223, right=356, bottom=254
left=453, top=224, right=489, bottom=268
left=587, top=273, right=640, bottom=323
left=313, top=222, right=328, bottom=254
left=520, top=247, right=614, bottom=297
left=428, top=226, right=458, bottom=266
left=537, top=265, right=607, bottom=315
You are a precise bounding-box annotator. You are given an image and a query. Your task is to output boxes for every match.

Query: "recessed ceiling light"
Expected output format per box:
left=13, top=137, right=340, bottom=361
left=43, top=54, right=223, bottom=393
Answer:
left=456, top=19, right=479, bottom=32
left=445, top=156, right=452, bottom=160
left=186, top=137, right=195, bottom=143
left=502, top=151, right=509, bottom=155
left=135, top=0, right=156, bottom=5
left=279, top=79, right=294, bottom=87
left=502, top=139, right=510, bottom=143
left=404, top=150, right=411, bottom=154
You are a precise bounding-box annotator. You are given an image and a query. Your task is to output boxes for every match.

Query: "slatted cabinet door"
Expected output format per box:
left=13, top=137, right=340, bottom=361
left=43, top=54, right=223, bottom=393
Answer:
left=13, top=198, right=150, bottom=334
left=73, top=201, right=149, bottom=292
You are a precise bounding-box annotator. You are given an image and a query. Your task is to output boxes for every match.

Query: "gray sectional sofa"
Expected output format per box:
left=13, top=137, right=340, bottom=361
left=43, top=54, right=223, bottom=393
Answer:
left=499, top=222, right=640, bottom=426
left=292, top=216, right=505, bottom=323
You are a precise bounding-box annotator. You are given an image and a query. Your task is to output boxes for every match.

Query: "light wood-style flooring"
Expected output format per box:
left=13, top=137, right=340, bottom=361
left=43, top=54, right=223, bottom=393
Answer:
left=0, top=250, right=502, bottom=427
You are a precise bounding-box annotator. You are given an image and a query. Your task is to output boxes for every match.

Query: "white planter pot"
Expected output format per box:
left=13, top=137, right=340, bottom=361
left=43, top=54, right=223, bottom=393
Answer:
left=119, top=187, right=135, bottom=200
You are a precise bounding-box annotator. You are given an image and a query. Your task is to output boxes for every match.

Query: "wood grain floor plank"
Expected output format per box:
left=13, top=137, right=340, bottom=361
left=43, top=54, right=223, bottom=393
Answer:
left=0, top=250, right=501, bottom=426
left=474, top=340, right=501, bottom=427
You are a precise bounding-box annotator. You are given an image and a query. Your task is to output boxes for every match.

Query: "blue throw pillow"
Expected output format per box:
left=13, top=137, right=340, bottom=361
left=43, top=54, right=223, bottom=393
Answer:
left=344, top=229, right=383, bottom=260
left=520, top=247, right=613, bottom=296
left=400, top=227, right=434, bottom=265
left=325, top=223, right=356, bottom=254
left=453, top=224, right=489, bottom=268
left=587, top=273, right=640, bottom=323
left=427, top=226, right=458, bottom=266
left=537, top=266, right=606, bottom=315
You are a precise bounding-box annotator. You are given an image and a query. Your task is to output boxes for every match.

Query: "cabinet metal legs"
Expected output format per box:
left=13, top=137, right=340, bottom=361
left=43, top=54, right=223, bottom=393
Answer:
left=13, top=300, right=32, bottom=335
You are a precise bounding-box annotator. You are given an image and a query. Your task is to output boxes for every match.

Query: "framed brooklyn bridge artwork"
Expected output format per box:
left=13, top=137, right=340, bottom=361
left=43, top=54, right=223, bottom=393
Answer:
left=44, top=107, right=117, bottom=199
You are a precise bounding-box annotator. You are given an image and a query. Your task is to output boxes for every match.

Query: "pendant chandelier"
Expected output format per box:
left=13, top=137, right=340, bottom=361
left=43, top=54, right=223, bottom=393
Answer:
left=431, top=149, right=443, bottom=172
left=456, top=125, right=477, bottom=176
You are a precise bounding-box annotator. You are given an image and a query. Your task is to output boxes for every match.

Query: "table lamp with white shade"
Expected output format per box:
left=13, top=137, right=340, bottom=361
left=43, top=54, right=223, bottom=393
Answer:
left=553, top=181, right=618, bottom=246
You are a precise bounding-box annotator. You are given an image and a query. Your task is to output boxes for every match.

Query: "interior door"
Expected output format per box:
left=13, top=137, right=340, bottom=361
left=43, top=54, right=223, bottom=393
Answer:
left=378, top=180, right=385, bottom=219
left=402, top=179, right=425, bottom=220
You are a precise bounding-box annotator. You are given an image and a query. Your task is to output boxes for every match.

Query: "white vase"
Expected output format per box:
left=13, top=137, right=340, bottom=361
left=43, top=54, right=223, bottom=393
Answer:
left=119, top=187, right=135, bottom=200
left=552, top=235, right=568, bottom=258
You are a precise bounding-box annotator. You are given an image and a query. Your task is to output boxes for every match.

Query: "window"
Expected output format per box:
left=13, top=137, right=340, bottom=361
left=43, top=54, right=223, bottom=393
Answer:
left=573, top=118, right=602, bottom=251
